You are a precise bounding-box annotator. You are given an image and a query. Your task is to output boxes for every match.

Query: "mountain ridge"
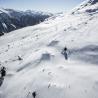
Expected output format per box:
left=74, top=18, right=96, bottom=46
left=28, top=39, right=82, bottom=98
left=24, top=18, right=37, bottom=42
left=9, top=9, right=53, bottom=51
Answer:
left=0, top=8, right=52, bottom=36
left=71, top=0, right=98, bottom=14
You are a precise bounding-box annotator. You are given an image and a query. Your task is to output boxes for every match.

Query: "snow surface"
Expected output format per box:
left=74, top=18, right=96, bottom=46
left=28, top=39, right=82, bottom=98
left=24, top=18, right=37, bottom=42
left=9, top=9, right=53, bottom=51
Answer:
left=0, top=0, right=98, bottom=98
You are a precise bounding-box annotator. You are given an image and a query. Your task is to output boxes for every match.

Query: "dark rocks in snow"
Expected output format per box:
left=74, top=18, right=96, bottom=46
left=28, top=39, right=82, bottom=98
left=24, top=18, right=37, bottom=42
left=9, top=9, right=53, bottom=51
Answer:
left=48, top=83, right=51, bottom=88
left=18, top=56, right=23, bottom=61
left=64, top=29, right=66, bottom=31
left=88, top=0, right=98, bottom=5
left=0, top=32, right=4, bottom=36
left=48, top=72, right=52, bottom=75
left=85, top=8, right=98, bottom=13
left=42, top=69, right=45, bottom=72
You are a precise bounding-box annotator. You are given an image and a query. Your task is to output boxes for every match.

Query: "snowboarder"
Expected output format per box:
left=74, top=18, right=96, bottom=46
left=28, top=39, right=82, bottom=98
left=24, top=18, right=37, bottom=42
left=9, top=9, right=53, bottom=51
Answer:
left=62, top=47, right=68, bottom=60
left=0, top=66, right=6, bottom=78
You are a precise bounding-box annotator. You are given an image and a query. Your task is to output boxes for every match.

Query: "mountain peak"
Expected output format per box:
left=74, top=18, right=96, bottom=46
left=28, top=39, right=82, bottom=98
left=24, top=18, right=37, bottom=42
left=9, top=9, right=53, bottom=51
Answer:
left=71, top=0, right=98, bottom=14
left=87, top=0, right=98, bottom=5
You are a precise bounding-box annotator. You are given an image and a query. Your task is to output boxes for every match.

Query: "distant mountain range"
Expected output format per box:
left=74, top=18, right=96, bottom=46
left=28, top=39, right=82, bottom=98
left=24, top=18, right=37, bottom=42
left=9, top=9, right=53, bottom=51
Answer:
left=0, top=8, right=52, bottom=36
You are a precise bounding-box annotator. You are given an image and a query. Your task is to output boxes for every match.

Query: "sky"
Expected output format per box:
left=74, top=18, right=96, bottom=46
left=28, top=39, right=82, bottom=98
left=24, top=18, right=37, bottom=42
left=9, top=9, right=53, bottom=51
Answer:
left=0, top=0, right=85, bottom=13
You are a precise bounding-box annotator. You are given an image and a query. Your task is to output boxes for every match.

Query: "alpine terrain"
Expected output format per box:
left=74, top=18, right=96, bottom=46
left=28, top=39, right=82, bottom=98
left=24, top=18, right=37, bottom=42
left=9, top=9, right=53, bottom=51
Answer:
left=0, top=0, right=98, bottom=98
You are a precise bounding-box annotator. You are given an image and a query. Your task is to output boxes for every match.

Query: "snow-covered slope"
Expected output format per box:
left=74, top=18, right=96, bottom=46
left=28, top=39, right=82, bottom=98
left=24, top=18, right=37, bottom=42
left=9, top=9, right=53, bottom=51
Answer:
left=0, top=8, right=51, bottom=36
left=0, top=0, right=98, bottom=98
left=72, top=0, right=98, bottom=14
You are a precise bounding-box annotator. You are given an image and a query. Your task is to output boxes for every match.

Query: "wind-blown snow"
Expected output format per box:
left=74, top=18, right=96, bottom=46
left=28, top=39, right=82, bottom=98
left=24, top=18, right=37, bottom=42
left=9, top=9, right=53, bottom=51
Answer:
left=0, top=0, right=98, bottom=98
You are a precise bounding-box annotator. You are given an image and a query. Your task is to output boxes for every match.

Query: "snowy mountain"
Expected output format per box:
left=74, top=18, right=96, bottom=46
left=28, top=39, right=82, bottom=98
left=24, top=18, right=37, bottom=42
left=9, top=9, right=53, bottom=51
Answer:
left=0, top=8, right=52, bottom=36
left=72, top=0, right=98, bottom=14
left=0, top=0, right=98, bottom=98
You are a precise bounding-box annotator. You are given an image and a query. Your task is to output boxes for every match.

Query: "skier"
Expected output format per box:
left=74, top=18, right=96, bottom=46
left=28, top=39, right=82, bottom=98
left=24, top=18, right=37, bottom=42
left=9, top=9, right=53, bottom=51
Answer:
left=32, top=91, right=36, bottom=98
left=0, top=66, right=6, bottom=78
left=62, top=47, right=68, bottom=60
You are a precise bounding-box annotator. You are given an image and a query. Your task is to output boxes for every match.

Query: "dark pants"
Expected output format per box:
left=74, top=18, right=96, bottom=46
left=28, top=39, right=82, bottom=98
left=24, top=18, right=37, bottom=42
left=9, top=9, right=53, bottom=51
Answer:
left=0, top=77, right=4, bottom=87
left=64, top=52, right=68, bottom=60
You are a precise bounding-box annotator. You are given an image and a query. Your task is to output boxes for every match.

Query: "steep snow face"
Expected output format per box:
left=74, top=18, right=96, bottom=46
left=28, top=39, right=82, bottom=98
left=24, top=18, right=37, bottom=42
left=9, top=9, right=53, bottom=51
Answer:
left=0, top=8, right=52, bottom=36
left=0, top=0, right=98, bottom=98
left=72, top=0, right=98, bottom=14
